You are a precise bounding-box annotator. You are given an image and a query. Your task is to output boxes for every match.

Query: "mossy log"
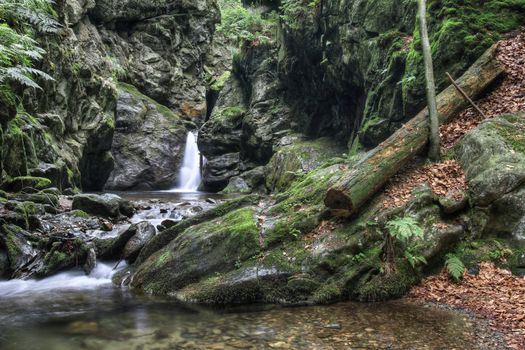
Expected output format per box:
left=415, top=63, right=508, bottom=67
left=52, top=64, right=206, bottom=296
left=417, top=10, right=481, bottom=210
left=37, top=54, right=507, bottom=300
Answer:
left=324, top=45, right=503, bottom=216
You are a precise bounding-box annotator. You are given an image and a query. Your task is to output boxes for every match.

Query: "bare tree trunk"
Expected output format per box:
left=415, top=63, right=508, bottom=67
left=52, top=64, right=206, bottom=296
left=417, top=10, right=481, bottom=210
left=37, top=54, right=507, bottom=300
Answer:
left=418, top=0, right=440, bottom=161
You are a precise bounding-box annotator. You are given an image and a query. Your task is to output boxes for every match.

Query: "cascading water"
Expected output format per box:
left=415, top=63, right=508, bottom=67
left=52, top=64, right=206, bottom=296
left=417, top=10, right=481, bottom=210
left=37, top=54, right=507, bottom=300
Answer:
left=0, top=261, right=125, bottom=297
left=171, top=131, right=202, bottom=192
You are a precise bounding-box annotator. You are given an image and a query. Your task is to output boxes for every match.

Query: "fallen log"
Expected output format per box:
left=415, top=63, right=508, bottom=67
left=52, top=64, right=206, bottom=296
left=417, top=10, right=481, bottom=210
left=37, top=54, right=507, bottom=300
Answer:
left=324, top=45, right=503, bottom=216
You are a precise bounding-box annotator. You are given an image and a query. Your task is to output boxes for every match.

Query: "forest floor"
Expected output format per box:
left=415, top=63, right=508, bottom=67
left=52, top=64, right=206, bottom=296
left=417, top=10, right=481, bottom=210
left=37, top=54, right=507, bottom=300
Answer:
left=401, top=29, right=525, bottom=350
left=408, top=263, right=525, bottom=350
left=381, top=28, right=525, bottom=209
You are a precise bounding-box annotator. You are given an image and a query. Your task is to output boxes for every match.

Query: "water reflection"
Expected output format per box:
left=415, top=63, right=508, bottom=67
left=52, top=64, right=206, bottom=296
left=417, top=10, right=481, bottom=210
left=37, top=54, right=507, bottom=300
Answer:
left=0, top=282, right=499, bottom=350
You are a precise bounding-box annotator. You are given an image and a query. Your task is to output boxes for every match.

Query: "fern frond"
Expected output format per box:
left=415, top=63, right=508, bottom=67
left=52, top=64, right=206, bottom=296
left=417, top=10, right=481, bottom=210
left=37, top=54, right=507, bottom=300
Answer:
left=445, top=254, right=465, bottom=282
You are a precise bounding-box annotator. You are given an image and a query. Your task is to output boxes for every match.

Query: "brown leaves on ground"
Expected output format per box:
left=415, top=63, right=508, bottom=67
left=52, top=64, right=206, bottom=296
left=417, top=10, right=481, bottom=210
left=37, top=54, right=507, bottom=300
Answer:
left=441, top=29, right=525, bottom=150
left=382, top=160, right=467, bottom=208
left=408, top=262, right=525, bottom=350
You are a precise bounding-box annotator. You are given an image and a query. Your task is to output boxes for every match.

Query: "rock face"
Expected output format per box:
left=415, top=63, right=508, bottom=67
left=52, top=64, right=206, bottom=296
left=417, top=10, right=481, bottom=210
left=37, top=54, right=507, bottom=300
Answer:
left=0, top=0, right=220, bottom=191
left=72, top=193, right=134, bottom=218
left=198, top=0, right=525, bottom=191
left=457, top=113, right=525, bottom=238
left=105, top=84, right=187, bottom=190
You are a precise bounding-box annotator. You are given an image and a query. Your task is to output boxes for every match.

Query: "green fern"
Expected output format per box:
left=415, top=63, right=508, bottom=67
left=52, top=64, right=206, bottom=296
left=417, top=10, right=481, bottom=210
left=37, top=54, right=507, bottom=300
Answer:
left=445, top=254, right=465, bottom=282
left=386, top=216, right=424, bottom=243
left=0, top=0, right=57, bottom=106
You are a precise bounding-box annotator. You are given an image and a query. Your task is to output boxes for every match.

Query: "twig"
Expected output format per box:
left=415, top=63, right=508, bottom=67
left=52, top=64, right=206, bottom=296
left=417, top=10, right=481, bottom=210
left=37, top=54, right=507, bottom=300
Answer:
left=446, top=72, right=488, bottom=119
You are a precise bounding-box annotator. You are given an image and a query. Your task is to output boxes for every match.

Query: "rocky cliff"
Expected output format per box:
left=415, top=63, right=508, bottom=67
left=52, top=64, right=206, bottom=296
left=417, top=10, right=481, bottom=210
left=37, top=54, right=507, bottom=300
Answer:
left=1, top=0, right=222, bottom=191
left=200, top=0, right=525, bottom=192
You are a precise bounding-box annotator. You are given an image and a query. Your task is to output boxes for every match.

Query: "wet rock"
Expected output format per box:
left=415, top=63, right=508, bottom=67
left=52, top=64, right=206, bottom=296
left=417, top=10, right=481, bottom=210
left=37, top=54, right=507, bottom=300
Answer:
left=1, top=176, right=52, bottom=193
left=104, top=84, right=187, bottom=190
left=123, top=222, right=156, bottom=263
left=201, top=153, right=241, bottom=192
left=0, top=248, right=9, bottom=277
left=161, top=219, right=178, bottom=230
left=0, top=224, right=40, bottom=279
left=83, top=248, right=97, bottom=274
left=72, top=193, right=134, bottom=218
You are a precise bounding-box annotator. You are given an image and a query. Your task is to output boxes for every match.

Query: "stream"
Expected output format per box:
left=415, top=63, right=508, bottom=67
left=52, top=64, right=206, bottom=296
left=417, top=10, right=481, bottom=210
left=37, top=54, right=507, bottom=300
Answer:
left=0, top=271, right=504, bottom=350
left=0, top=191, right=507, bottom=350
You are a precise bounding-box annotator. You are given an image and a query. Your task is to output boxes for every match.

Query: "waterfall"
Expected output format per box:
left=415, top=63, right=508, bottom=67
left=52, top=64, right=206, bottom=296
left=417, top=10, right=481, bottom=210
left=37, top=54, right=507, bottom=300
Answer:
left=172, top=131, right=202, bottom=192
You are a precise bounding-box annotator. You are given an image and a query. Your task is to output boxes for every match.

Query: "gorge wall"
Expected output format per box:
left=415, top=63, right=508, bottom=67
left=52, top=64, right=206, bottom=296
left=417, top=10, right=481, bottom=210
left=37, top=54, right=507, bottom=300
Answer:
left=0, top=0, right=223, bottom=191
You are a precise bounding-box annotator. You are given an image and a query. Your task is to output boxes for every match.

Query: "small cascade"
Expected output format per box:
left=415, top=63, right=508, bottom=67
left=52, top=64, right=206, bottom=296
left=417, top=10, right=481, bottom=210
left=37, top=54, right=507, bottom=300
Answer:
left=171, top=131, right=202, bottom=192
left=0, top=261, right=125, bottom=297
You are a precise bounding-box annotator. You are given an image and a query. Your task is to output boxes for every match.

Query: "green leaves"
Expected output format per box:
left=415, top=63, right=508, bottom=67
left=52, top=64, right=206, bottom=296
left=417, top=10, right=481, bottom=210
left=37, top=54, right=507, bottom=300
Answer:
left=386, top=216, right=424, bottom=243
left=217, top=0, right=275, bottom=46
left=445, top=254, right=465, bottom=282
left=0, top=0, right=57, bottom=106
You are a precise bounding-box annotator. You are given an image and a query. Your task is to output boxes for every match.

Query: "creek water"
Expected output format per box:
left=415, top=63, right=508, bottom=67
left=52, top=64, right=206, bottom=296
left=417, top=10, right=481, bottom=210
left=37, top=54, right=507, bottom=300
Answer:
left=0, top=266, right=501, bottom=350
left=0, top=192, right=504, bottom=350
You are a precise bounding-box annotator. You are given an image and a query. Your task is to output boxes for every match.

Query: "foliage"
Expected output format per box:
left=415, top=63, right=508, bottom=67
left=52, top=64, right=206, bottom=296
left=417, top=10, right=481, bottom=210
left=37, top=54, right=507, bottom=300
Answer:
left=217, top=0, right=275, bottom=46
left=383, top=216, right=426, bottom=274
left=386, top=216, right=424, bottom=243
left=444, top=253, right=465, bottom=282
left=0, top=0, right=57, bottom=107
left=280, top=0, right=319, bottom=30
left=0, top=0, right=60, bottom=33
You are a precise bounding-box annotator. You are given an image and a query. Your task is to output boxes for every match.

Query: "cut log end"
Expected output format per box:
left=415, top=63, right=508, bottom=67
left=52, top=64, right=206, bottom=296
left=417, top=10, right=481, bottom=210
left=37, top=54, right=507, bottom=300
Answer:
left=324, top=188, right=354, bottom=213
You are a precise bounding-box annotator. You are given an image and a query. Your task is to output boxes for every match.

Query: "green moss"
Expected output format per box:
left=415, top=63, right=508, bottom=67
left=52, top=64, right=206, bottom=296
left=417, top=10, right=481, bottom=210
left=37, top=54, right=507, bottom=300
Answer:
left=156, top=251, right=171, bottom=268
left=312, top=282, right=343, bottom=304
left=118, top=83, right=181, bottom=120
left=403, top=0, right=525, bottom=109
left=354, top=261, right=419, bottom=301
left=453, top=238, right=522, bottom=270
left=71, top=209, right=89, bottom=218
left=210, top=71, right=231, bottom=91
left=2, top=176, right=52, bottom=193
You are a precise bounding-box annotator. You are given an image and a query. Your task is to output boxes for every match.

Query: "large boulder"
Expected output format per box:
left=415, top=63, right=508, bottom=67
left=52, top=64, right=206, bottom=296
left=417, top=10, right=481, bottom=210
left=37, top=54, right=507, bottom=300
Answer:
left=457, top=113, right=525, bottom=238
left=0, top=224, right=40, bottom=279
left=124, top=207, right=260, bottom=294
left=72, top=193, right=134, bottom=218
left=264, top=137, right=344, bottom=192
left=104, top=84, right=187, bottom=190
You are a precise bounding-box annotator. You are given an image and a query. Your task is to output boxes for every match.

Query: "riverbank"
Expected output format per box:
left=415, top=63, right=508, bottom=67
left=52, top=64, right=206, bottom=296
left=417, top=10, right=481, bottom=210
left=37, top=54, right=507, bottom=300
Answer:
left=408, top=262, right=525, bottom=350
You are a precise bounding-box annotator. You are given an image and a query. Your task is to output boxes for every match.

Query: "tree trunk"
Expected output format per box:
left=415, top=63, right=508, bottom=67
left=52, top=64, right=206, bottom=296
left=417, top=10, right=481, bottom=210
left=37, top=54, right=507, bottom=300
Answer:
left=418, top=0, right=440, bottom=161
left=324, top=45, right=502, bottom=217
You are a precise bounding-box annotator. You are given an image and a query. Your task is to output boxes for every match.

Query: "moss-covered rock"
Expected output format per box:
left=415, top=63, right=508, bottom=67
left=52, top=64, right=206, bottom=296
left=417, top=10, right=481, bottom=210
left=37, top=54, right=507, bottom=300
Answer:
left=1, top=176, right=52, bottom=193
left=72, top=193, right=134, bottom=218
left=127, top=207, right=260, bottom=294
left=135, top=194, right=260, bottom=264
left=457, top=113, right=525, bottom=237
left=264, top=136, right=344, bottom=192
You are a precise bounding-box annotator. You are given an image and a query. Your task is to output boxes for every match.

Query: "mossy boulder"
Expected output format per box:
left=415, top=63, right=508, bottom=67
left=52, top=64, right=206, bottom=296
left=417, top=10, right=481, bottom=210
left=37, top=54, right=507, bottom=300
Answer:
left=0, top=224, right=40, bottom=279
left=1, top=176, right=52, bottom=193
left=265, top=136, right=344, bottom=192
left=72, top=193, right=134, bottom=218
left=127, top=207, right=260, bottom=294
left=122, top=222, right=156, bottom=263
left=457, top=113, right=525, bottom=237
left=135, top=194, right=260, bottom=264
left=105, top=84, right=187, bottom=190
left=42, top=239, right=90, bottom=277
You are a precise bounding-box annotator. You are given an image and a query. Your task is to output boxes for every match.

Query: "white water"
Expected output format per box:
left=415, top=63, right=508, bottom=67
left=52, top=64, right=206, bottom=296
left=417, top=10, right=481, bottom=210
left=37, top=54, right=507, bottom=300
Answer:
left=0, top=261, right=125, bottom=298
left=170, top=131, right=202, bottom=192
